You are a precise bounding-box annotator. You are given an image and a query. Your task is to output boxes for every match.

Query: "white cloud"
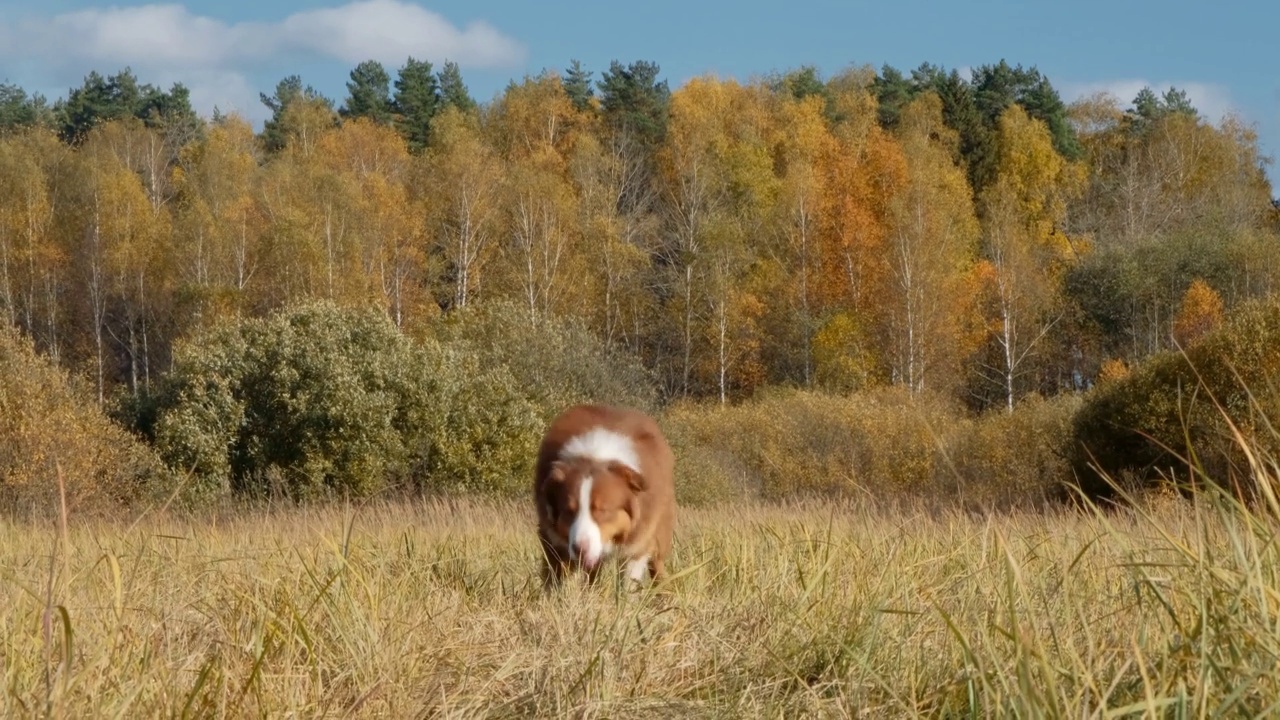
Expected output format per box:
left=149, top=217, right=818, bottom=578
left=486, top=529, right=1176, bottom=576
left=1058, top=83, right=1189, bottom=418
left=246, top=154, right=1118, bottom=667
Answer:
left=34, top=5, right=262, bottom=67
left=181, top=70, right=262, bottom=122
left=0, top=1, right=526, bottom=121
left=1060, top=79, right=1237, bottom=124
left=279, top=0, right=524, bottom=67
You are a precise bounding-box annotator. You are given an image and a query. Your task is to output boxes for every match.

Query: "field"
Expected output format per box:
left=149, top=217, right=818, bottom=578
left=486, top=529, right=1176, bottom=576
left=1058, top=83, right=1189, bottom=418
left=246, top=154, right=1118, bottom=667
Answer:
left=3, top=488, right=1280, bottom=719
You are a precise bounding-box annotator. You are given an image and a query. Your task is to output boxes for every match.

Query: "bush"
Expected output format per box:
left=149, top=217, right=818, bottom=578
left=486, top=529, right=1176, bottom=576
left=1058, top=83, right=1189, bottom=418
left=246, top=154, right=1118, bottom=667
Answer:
left=1070, top=295, right=1280, bottom=499
left=427, top=300, right=660, bottom=419
left=663, top=387, right=1078, bottom=510
left=407, top=343, right=544, bottom=496
left=0, top=325, right=168, bottom=516
left=947, top=393, right=1081, bottom=508
left=132, top=301, right=544, bottom=504
left=660, top=401, right=755, bottom=507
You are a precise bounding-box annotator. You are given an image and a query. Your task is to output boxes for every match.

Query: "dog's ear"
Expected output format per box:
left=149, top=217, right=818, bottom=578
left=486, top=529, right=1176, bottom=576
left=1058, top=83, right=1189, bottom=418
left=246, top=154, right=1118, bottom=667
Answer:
left=547, top=460, right=569, bottom=483
left=608, top=461, right=646, bottom=492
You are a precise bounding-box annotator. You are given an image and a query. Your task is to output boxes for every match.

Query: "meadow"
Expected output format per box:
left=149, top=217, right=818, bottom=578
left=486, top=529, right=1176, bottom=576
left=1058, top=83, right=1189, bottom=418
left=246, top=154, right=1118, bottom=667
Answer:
left=4, top=54, right=1280, bottom=719
left=4, top=483, right=1279, bottom=718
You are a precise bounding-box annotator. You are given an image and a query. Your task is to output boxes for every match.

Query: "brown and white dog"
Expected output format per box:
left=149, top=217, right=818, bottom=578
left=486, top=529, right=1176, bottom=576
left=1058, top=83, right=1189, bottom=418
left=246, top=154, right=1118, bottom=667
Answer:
left=534, top=403, right=676, bottom=587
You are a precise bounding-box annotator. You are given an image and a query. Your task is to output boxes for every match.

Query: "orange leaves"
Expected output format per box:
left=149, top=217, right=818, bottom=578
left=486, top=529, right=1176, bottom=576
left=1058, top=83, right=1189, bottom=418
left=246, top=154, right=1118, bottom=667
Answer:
left=5, top=65, right=1273, bottom=414
left=815, top=123, right=907, bottom=312
left=1172, top=278, right=1224, bottom=348
left=1097, top=357, right=1130, bottom=383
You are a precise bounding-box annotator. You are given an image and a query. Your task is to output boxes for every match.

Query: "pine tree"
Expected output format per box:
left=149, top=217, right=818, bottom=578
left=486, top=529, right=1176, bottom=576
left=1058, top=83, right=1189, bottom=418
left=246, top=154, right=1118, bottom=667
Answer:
left=54, top=68, right=197, bottom=144
left=871, top=65, right=917, bottom=129
left=774, top=65, right=828, bottom=102
left=392, top=57, right=440, bottom=153
left=0, top=83, right=51, bottom=131
left=598, top=60, right=670, bottom=150
left=437, top=61, right=477, bottom=114
left=340, top=60, right=393, bottom=125
left=260, top=75, right=335, bottom=154
left=563, top=59, right=594, bottom=112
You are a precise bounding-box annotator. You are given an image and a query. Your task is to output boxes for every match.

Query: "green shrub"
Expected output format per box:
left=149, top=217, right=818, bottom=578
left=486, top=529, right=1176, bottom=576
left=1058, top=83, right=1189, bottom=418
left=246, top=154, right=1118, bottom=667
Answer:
left=133, top=301, right=543, bottom=503
left=428, top=300, right=659, bottom=419
left=0, top=325, right=169, bottom=516
left=1070, top=295, right=1280, bottom=498
left=406, top=343, right=543, bottom=497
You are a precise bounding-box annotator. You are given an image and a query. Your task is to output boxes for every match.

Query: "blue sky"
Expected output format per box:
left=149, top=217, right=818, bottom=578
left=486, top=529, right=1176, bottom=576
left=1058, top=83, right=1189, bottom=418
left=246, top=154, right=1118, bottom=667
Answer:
left=2, top=0, right=1277, bottom=187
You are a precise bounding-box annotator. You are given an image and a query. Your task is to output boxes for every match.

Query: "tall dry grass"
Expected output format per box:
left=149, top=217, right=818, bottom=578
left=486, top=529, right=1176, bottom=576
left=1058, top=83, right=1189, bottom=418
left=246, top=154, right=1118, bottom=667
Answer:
left=3, top=478, right=1279, bottom=717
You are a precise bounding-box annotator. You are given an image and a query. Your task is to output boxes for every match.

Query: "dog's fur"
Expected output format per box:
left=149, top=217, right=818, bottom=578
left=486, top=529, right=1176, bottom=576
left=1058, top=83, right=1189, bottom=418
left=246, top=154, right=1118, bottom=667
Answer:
left=533, top=404, right=676, bottom=587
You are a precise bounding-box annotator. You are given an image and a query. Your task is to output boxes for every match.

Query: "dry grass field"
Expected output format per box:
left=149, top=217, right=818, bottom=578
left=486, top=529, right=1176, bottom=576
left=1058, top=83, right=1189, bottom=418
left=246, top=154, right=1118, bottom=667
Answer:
left=3, top=483, right=1280, bottom=718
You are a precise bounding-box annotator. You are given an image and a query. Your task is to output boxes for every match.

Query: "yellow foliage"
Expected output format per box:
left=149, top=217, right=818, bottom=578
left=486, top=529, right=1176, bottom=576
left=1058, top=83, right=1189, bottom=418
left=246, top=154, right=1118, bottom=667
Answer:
left=985, top=104, right=1086, bottom=273
left=663, top=75, right=782, bottom=210
left=1172, top=278, right=1224, bottom=348
left=0, top=128, right=62, bottom=330
left=419, top=106, right=505, bottom=309
left=812, top=311, right=883, bottom=392
left=883, top=92, right=981, bottom=395
left=825, top=126, right=905, bottom=314
left=279, top=98, right=338, bottom=157
left=664, top=387, right=1076, bottom=508
left=564, top=131, right=656, bottom=346
left=317, top=119, right=426, bottom=323
left=1097, top=357, right=1131, bottom=383
left=488, top=71, right=583, bottom=163
left=0, top=325, right=166, bottom=515
left=171, top=115, right=263, bottom=324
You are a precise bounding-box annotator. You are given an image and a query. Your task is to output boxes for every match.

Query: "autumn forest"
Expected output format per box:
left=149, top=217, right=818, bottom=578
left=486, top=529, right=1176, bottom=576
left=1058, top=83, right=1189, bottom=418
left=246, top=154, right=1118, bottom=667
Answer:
left=1, top=57, right=1279, bottom=508
left=10, top=53, right=1280, bottom=719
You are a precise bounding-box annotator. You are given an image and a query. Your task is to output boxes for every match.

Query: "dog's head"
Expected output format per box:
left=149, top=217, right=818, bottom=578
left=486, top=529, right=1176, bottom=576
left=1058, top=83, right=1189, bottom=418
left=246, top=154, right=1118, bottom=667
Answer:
left=541, top=456, right=645, bottom=570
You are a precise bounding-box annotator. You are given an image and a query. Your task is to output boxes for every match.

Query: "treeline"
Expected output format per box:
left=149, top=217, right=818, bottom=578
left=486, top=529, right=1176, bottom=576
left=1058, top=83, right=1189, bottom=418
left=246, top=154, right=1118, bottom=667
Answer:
left=0, top=58, right=1277, bottom=415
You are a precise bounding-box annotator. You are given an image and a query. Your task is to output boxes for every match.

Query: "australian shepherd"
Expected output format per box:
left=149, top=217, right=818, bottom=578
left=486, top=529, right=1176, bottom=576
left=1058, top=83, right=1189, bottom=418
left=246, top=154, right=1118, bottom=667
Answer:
left=534, top=403, right=676, bottom=587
